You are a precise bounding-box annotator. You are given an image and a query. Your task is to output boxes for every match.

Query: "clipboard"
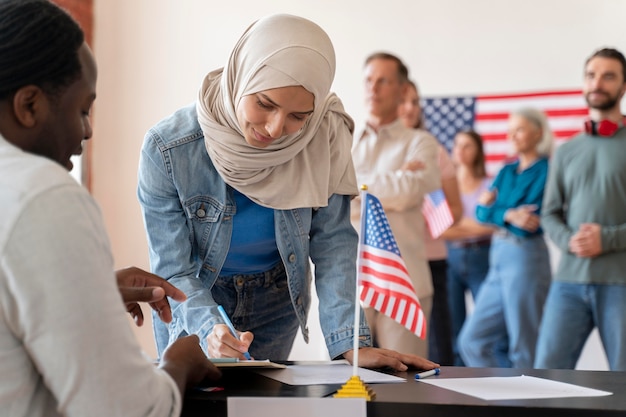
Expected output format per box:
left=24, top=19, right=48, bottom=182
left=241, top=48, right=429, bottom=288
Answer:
left=210, top=358, right=286, bottom=369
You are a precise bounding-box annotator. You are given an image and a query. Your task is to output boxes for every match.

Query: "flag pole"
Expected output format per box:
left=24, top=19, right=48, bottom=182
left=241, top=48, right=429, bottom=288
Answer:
left=334, top=185, right=376, bottom=400
left=351, top=184, right=368, bottom=377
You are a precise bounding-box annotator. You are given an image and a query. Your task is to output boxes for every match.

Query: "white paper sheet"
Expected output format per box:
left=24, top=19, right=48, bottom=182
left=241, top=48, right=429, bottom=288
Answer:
left=255, top=363, right=405, bottom=385
left=418, top=375, right=613, bottom=400
left=228, top=397, right=366, bottom=417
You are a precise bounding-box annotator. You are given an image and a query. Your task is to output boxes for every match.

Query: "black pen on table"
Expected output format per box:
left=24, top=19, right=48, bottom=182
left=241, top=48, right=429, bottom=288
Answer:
left=217, top=305, right=252, bottom=360
left=415, top=368, right=440, bottom=380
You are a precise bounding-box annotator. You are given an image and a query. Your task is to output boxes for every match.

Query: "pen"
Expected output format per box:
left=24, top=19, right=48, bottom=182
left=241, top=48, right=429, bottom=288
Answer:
left=415, top=368, right=440, bottom=380
left=209, top=358, right=239, bottom=363
left=217, top=305, right=252, bottom=360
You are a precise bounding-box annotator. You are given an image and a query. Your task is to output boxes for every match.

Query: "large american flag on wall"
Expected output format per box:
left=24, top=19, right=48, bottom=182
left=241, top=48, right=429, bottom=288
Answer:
left=422, top=89, right=588, bottom=176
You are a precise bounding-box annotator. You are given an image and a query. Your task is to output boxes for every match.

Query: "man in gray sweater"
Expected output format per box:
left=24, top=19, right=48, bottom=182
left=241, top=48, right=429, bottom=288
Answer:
left=535, top=47, right=626, bottom=371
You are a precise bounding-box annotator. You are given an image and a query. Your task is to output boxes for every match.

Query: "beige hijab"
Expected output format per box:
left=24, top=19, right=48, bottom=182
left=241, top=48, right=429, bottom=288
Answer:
left=196, top=14, right=357, bottom=209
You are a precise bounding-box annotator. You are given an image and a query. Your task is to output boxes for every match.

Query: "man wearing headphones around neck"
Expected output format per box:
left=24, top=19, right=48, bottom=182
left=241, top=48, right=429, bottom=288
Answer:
left=535, top=47, right=626, bottom=371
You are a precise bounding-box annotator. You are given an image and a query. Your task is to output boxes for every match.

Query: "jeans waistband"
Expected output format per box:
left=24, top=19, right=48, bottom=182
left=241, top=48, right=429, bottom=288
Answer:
left=447, top=236, right=492, bottom=249
left=217, top=261, right=285, bottom=287
left=493, top=228, right=543, bottom=240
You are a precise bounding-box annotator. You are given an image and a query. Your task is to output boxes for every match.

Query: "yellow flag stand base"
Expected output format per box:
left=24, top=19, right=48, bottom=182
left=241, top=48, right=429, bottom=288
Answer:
left=333, top=375, right=376, bottom=401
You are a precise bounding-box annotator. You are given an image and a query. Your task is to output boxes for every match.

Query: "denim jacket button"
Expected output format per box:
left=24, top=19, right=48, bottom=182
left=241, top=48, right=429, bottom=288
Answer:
left=196, top=208, right=206, bottom=218
left=288, top=253, right=296, bottom=263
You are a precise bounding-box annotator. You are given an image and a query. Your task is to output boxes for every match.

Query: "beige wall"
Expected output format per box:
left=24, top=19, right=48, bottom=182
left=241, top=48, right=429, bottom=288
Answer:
left=90, top=0, right=624, bottom=366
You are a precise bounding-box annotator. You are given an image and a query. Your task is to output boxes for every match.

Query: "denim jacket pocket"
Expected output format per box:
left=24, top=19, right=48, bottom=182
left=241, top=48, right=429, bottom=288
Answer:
left=185, top=197, right=222, bottom=222
left=184, top=197, right=226, bottom=255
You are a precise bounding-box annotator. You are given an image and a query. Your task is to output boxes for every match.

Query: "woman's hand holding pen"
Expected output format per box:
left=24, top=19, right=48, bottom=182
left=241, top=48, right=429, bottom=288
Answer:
left=208, top=324, right=255, bottom=360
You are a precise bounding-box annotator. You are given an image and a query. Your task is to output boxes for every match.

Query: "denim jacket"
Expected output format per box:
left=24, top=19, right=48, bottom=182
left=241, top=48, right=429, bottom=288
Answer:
left=137, top=103, right=370, bottom=359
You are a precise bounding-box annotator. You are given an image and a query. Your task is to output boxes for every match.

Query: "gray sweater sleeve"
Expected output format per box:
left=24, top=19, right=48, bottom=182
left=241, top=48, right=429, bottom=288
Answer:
left=541, top=146, right=573, bottom=252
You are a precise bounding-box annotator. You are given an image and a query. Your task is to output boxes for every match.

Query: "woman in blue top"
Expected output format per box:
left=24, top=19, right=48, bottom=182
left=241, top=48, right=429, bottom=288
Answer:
left=138, top=14, right=436, bottom=371
left=457, top=108, right=553, bottom=368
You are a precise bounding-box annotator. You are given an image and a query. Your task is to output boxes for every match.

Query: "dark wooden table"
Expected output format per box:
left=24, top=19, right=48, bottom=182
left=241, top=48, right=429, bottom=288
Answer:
left=183, top=365, right=626, bottom=417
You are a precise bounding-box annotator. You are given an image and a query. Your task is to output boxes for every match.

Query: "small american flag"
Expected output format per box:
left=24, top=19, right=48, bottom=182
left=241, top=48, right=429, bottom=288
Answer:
left=422, top=89, right=587, bottom=176
left=422, top=189, right=454, bottom=239
left=358, top=192, right=426, bottom=339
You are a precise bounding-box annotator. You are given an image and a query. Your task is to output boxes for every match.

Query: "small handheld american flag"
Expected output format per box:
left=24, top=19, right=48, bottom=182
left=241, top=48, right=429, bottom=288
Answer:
left=422, top=189, right=454, bottom=239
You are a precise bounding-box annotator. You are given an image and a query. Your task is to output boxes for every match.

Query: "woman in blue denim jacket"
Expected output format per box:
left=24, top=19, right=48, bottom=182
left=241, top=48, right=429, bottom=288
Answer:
left=457, top=108, right=553, bottom=368
left=138, top=14, right=436, bottom=371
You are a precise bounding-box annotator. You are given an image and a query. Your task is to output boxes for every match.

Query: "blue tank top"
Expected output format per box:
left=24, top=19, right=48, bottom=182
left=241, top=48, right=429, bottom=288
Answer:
left=219, top=189, right=281, bottom=276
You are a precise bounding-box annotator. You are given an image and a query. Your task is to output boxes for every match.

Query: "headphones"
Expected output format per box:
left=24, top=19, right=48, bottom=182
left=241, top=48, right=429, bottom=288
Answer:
left=584, top=118, right=625, bottom=137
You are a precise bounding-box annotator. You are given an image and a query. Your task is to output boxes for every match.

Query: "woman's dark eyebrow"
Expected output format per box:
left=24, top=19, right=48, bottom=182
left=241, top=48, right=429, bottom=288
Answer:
left=258, top=92, right=314, bottom=115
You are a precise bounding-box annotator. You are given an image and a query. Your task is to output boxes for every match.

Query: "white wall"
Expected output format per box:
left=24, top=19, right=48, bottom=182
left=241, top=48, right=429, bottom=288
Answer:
left=91, top=0, right=624, bottom=367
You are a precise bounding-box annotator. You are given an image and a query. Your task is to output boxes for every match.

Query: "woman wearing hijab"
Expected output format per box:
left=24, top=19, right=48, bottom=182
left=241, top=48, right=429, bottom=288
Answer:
left=138, top=14, right=436, bottom=371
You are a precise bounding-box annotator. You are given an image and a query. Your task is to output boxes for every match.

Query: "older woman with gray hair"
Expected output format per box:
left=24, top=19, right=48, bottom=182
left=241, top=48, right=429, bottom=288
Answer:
left=457, top=107, right=553, bottom=368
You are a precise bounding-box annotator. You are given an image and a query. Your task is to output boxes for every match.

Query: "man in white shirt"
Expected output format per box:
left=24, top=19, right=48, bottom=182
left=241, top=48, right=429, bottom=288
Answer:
left=0, top=1, right=220, bottom=416
left=351, top=52, right=441, bottom=357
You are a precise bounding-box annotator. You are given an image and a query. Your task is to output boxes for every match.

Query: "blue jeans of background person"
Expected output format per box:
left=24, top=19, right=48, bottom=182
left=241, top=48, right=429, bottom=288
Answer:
left=211, top=262, right=300, bottom=361
left=458, top=232, right=551, bottom=368
left=446, top=240, right=491, bottom=366
left=534, top=282, right=626, bottom=371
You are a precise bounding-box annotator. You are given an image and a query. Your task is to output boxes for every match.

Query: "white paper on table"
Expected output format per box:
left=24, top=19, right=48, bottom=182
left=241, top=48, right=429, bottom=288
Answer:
left=255, top=363, right=405, bottom=385
left=228, top=397, right=366, bottom=417
left=418, top=375, right=613, bottom=400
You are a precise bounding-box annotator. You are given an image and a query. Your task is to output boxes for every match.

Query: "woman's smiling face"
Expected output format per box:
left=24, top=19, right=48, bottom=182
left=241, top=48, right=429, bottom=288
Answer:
left=236, top=86, right=314, bottom=148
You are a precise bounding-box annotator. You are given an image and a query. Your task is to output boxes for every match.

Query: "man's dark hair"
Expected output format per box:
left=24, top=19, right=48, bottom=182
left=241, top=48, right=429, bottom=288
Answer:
left=364, top=52, right=409, bottom=84
left=585, top=47, right=626, bottom=82
left=0, top=0, right=84, bottom=100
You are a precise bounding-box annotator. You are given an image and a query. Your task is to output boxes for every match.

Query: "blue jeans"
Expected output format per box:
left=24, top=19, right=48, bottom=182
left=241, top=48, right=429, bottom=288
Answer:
left=211, top=262, right=299, bottom=361
left=535, top=281, right=626, bottom=371
left=446, top=241, right=491, bottom=366
left=458, top=232, right=551, bottom=368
